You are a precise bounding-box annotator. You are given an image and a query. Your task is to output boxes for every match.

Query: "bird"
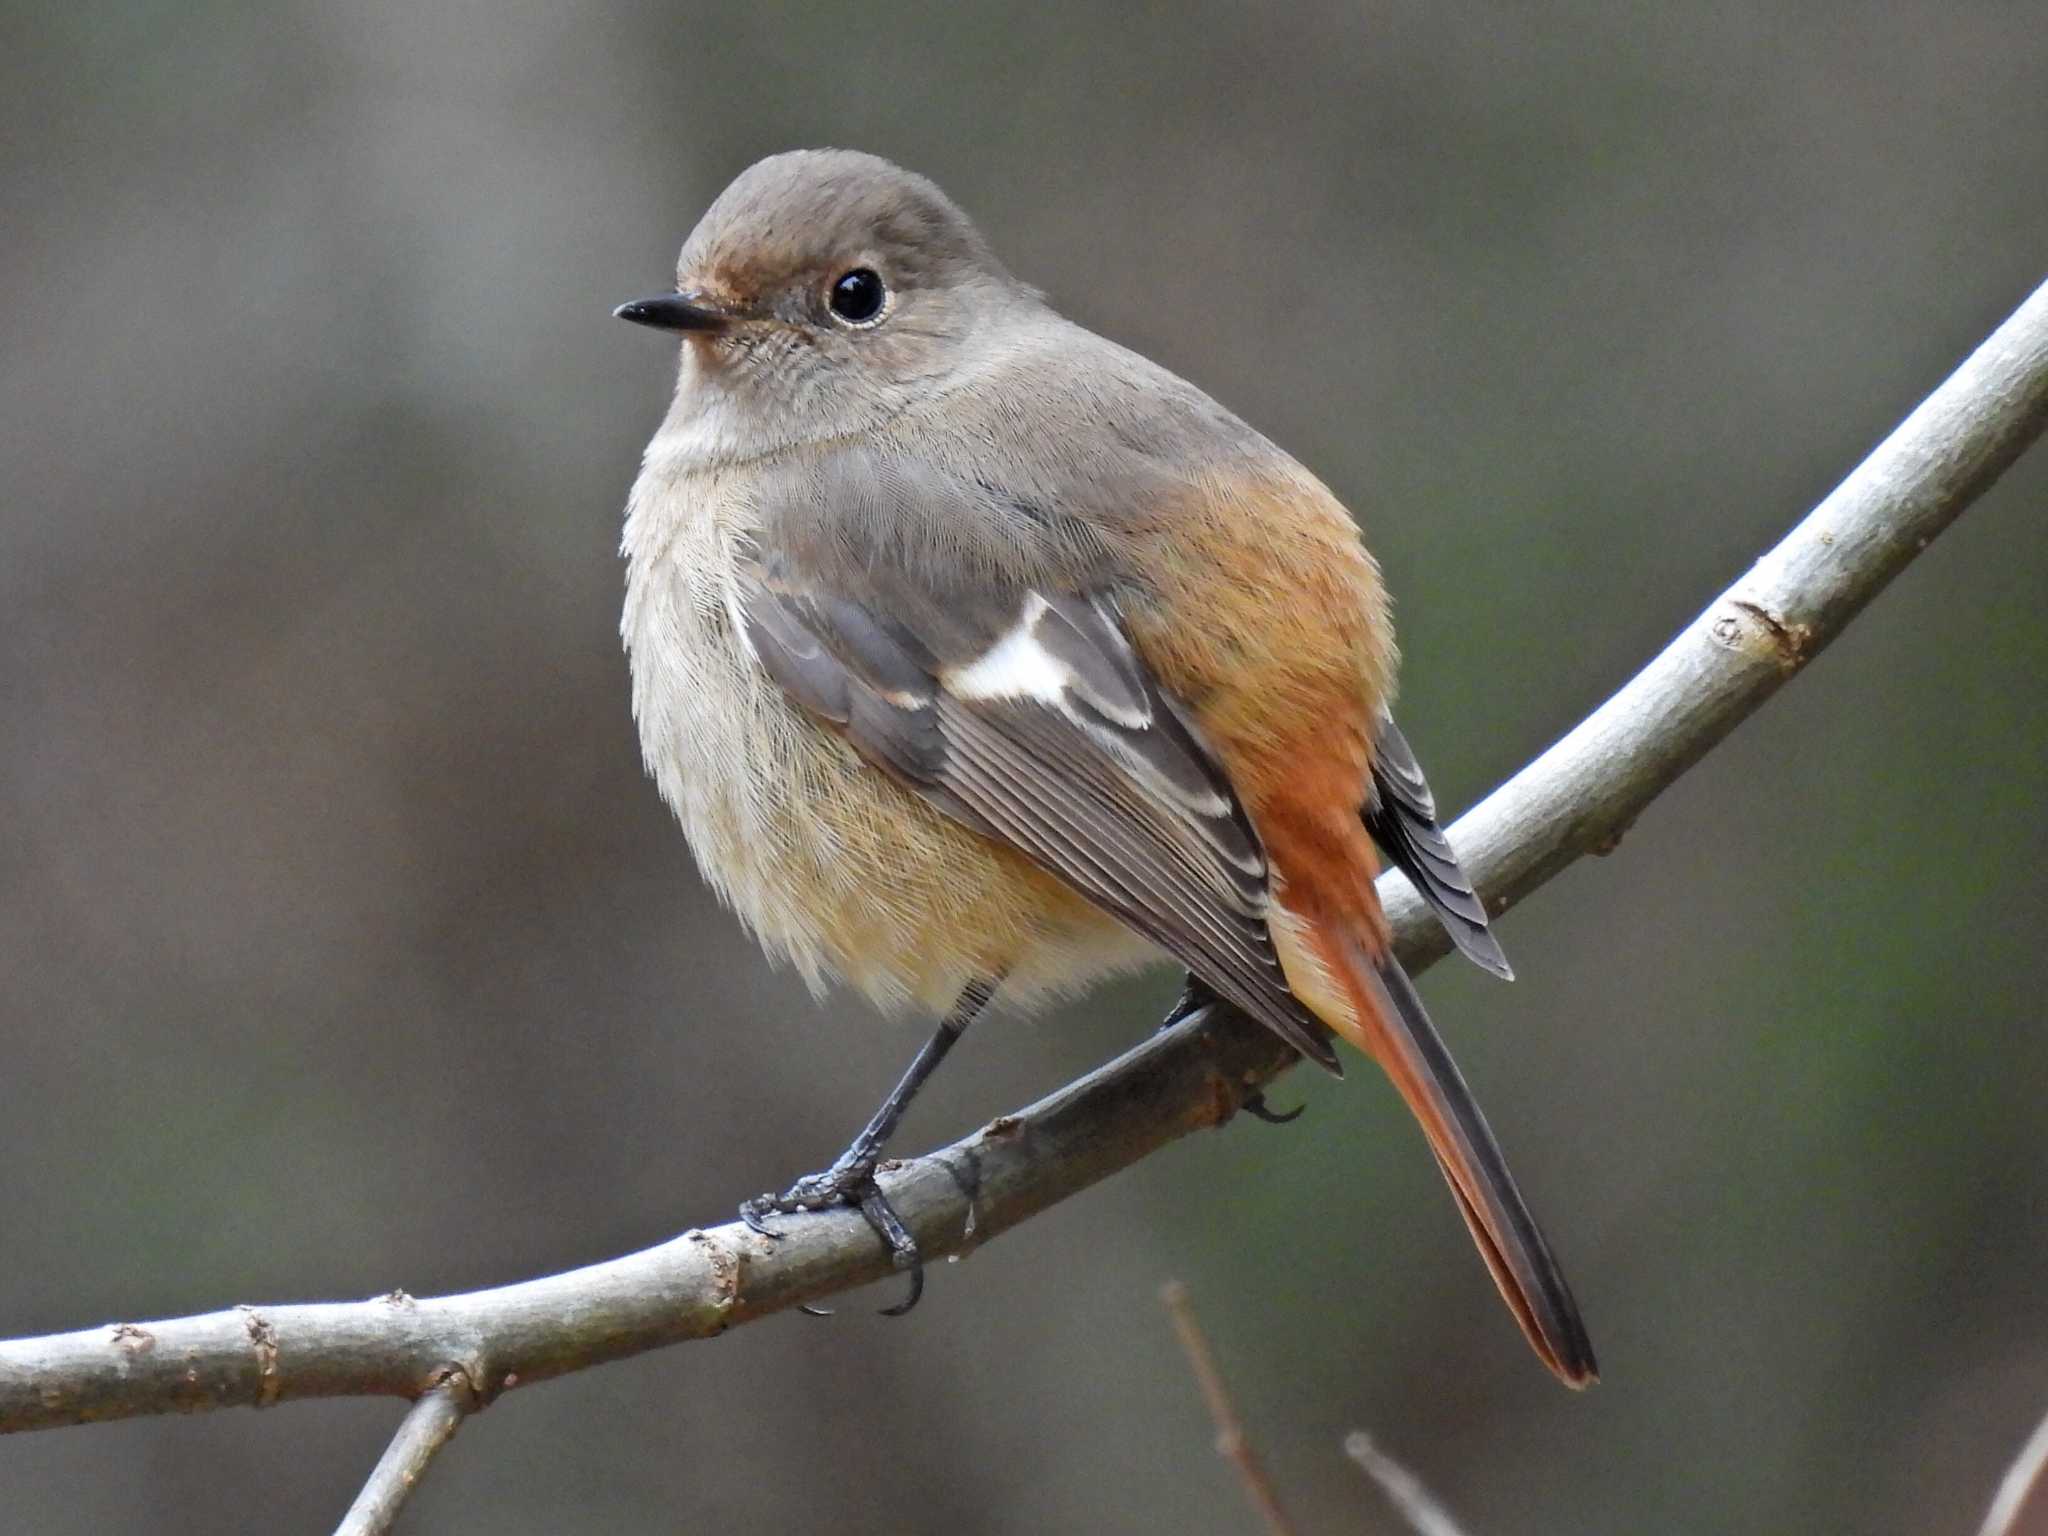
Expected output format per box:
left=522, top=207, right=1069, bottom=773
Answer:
left=614, top=148, right=1595, bottom=1386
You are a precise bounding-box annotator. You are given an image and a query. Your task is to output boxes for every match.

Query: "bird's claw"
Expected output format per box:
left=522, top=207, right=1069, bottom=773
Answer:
left=737, top=1160, right=926, bottom=1317
left=739, top=1195, right=786, bottom=1239
left=1240, top=1090, right=1305, bottom=1125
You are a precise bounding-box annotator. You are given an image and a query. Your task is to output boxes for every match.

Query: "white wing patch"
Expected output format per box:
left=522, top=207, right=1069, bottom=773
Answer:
left=741, top=574, right=1339, bottom=1068
left=946, top=594, right=1067, bottom=704
left=944, top=592, right=1243, bottom=827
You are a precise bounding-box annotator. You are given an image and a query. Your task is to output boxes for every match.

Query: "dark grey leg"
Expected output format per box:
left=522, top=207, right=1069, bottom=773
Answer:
left=740, top=978, right=997, bottom=1314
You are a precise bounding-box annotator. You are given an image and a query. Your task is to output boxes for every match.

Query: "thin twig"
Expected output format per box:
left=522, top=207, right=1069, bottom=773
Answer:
left=1977, top=1403, right=2048, bottom=1536
left=333, top=1375, right=473, bottom=1536
left=1161, top=1282, right=1296, bottom=1536
left=1344, top=1432, right=1472, bottom=1536
left=2, top=276, right=2046, bottom=1439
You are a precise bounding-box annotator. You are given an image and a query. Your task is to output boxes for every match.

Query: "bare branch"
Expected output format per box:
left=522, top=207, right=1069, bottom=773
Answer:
left=1379, top=271, right=2048, bottom=963
left=1977, top=1402, right=2048, bottom=1536
left=1162, top=1281, right=1296, bottom=1536
left=1343, top=1432, right=1472, bottom=1536
left=334, top=1374, right=473, bottom=1536
left=2, top=275, right=2045, bottom=1439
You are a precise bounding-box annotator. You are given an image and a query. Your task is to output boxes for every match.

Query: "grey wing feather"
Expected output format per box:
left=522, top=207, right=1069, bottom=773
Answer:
left=743, top=582, right=997, bottom=839
left=743, top=575, right=1341, bottom=1072
left=1364, top=713, right=1514, bottom=981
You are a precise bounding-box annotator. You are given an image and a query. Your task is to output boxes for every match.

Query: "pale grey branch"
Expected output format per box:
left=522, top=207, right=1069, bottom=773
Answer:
left=2, top=274, right=2044, bottom=1448
left=1976, top=1402, right=2048, bottom=1536
left=334, top=1375, right=473, bottom=1536
left=1381, top=271, right=2048, bottom=962
left=1344, top=1432, right=1473, bottom=1536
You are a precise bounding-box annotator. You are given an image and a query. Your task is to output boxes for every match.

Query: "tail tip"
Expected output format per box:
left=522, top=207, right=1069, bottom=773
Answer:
left=1543, top=1331, right=1600, bottom=1390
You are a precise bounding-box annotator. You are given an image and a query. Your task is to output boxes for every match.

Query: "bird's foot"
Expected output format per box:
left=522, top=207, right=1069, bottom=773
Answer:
left=1156, top=974, right=1305, bottom=1127
left=1239, top=1091, right=1305, bottom=1125
left=740, top=1157, right=925, bottom=1316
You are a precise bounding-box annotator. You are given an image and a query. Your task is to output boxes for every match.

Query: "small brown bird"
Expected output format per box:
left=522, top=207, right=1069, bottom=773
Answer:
left=617, top=149, right=1594, bottom=1385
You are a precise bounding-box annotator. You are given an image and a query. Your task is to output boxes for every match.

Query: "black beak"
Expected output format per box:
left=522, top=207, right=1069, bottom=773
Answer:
left=612, top=291, right=736, bottom=333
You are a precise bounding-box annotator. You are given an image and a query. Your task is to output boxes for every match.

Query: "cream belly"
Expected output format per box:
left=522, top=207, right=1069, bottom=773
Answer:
left=621, top=463, right=1157, bottom=1016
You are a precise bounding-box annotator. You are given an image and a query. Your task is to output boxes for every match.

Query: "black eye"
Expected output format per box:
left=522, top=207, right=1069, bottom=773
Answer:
left=828, top=268, right=887, bottom=325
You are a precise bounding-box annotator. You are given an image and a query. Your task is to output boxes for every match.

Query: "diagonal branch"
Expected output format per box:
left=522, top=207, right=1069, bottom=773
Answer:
left=1977, top=1402, right=2048, bottom=1536
left=3, top=275, right=2046, bottom=1444
left=1345, top=1431, right=1474, bottom=1536
left=334, top=1373, right=474, bottom=1536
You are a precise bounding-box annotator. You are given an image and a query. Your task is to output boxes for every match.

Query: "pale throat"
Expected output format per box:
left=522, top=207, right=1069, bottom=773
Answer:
left=652, top=346, right=901, bottom=476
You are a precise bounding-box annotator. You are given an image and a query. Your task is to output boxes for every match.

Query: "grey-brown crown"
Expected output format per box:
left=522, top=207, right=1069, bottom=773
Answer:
left=677, top=149, right=1016, bottom=303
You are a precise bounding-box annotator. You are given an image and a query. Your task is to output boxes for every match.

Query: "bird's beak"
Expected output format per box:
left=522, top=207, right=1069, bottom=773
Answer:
left=612, top=290, right=737, bottom=333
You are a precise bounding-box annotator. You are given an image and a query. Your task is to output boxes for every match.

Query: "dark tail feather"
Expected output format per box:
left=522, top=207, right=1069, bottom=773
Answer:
left=1365, top=715, right=1515, bottom=981
left=1353, top=953, right=1597, bottom=1387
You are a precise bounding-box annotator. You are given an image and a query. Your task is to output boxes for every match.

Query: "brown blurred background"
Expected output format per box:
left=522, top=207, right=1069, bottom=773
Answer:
left=4, top=3, right=2046, bottom=1531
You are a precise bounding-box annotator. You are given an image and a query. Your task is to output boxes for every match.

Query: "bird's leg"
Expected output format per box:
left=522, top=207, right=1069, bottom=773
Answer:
left=1156, top=971, right=1218, bottom=1032
left=1155, top=971, right=1305, bottom=1125
left=741, top=978, right=996, bottom=1314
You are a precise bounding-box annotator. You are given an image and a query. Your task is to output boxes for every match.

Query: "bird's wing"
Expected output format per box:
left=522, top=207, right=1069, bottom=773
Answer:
left=741, top=563, right=1340, bottom=1072
left=1364, top=712, right=1513, bottom=980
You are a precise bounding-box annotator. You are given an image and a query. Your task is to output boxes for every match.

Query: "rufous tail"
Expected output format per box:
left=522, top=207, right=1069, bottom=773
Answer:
left=1317, top=933, right=1598, bottom=1387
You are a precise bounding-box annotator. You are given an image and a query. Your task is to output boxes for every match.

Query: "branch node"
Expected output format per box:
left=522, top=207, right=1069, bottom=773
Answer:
left=932, top=1145, right=987, bottom=1243
left=238, top=1307, right=281, bottom=1408
left=1214, top=1074, right=1246, bottom=1128
left=426, top=1363, right=484, bottom=1413
left=677, top=1227, right=744, bottom=1321
left=1714, top=599, right=1812, bottom=673
left=1588, top=817, right=1634, bottom=856
left=704, top=1235, right=742, bottom=1316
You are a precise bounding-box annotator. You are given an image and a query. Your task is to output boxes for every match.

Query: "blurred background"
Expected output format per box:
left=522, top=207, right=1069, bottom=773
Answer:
left=3, top=2, right=2045, bottom=1531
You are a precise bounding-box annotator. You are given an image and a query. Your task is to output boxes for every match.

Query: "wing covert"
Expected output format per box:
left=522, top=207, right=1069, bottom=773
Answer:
left=742, top=574, right=1340, bottom=1070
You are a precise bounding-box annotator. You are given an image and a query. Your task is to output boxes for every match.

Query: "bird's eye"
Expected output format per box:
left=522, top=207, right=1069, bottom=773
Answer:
left=828, top=268, right=888, bottom=325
